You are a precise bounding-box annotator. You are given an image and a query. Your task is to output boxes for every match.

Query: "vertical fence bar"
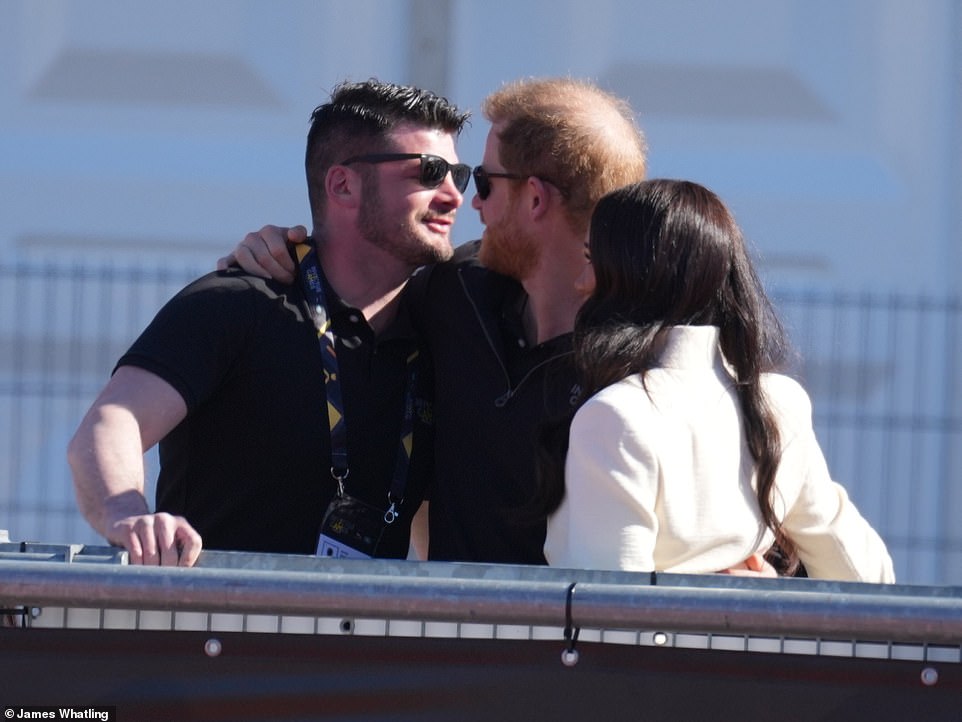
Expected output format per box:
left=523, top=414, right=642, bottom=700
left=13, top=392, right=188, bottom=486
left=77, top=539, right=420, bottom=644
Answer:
left=937, top=297, right=961, bottom=581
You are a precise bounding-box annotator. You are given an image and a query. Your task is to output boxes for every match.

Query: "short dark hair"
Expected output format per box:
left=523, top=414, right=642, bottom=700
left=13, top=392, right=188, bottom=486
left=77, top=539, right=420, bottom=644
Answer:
left=305, top=79, right=470, bottom=214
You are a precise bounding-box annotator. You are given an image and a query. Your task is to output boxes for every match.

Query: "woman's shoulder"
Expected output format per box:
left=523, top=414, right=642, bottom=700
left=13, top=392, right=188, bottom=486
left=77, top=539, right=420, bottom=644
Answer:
left=761, top=372, right=813, bottom=419
left=588, top=374, right=648, bottom=401
left=574, top=376, right=653, bottom=424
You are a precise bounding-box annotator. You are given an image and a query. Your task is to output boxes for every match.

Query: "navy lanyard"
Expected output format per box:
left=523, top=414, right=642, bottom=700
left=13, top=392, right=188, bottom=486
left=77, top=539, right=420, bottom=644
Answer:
left=297, top=244, right=416, bottom=522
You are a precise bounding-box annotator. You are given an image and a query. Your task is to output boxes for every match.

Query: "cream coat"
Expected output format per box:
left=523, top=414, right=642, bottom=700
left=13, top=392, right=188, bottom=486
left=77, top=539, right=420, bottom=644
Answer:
left=544, top=325, right=895, bottom=582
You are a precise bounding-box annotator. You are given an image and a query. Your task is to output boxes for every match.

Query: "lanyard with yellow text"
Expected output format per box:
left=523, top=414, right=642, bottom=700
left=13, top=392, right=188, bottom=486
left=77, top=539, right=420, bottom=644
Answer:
left=297, top=244, right=415, bottom=524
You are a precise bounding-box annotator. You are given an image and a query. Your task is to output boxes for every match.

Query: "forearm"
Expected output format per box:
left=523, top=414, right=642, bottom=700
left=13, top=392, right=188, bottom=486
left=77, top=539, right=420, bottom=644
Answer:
left=790, top=483, right=895, bottom=583
left=68, top=403, right=151, bottom=541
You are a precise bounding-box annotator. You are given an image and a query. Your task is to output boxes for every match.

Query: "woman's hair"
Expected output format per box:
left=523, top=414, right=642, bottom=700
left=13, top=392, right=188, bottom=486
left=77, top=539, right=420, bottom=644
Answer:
left=535, top=179, right=799, bottom=572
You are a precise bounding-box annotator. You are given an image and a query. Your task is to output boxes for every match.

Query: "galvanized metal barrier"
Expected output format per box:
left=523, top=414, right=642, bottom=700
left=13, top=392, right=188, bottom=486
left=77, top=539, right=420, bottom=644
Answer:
left=1, top=536, right=960, bottom=721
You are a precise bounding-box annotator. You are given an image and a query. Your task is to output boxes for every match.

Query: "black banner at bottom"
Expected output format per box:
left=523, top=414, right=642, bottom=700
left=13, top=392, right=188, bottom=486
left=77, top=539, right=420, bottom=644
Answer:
left=0, top=628, right=958, bottom=721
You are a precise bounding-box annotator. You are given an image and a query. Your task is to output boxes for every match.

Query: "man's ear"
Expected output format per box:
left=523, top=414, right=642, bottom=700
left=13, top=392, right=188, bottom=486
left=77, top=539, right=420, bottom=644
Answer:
left=525, top=176, right=553, bottom=221
left=326, top=165, right=362, bottom=209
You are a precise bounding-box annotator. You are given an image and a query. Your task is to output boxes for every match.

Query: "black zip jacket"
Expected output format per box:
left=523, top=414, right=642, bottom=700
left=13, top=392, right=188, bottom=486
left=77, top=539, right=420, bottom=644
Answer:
left=408, top=242, right=579, bottom=564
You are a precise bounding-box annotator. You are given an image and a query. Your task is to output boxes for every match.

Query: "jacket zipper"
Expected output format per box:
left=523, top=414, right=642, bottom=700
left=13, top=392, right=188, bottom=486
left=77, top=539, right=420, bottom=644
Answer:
left=457, top=268, right=573, bottom=407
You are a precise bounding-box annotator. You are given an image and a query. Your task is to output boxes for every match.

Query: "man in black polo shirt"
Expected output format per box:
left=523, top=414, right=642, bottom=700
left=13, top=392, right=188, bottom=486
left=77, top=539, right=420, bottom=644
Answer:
left=67, top=80, right=471, bottom=566
left=219, top=78, right=648, bottom=565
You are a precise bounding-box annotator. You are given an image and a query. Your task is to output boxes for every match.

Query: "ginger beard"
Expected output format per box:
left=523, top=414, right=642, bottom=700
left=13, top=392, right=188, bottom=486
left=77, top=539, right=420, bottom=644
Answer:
left=477, top=197, right=541, bottom=282
left=358, top=175, right=455, bottom=267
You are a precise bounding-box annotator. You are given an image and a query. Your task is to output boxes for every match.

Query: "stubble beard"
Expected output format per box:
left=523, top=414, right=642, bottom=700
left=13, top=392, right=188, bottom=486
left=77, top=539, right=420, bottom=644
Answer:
left=358, top=183, right=454, bottom=267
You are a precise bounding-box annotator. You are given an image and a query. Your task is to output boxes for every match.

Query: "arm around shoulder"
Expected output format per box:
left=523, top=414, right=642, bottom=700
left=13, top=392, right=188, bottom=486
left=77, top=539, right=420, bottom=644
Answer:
left=216, top=224, right=308, bottom=284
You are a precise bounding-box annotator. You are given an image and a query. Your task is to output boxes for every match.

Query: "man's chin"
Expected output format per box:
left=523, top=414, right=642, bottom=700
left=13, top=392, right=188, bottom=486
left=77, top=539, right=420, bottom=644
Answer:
left=477, top=242, right=513, bottom=278
left=414, top=240, right=454, bottom=266
left=431, top=246, right=455, bottom=264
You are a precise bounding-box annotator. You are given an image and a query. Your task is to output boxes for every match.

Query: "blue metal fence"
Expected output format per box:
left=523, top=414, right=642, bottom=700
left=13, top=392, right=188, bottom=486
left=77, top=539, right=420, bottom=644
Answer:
left=775, top=290, right=962, bottom=584
left=1, top=262, right=959, bottom=584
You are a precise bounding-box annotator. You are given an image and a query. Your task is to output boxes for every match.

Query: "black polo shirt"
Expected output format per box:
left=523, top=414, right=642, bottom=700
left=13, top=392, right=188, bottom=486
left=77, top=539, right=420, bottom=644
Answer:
left=116, top=263, right=432, bottom=558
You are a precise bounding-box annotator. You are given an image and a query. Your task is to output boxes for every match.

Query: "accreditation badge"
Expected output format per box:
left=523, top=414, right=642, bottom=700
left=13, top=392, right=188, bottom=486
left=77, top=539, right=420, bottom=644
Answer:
left=316, top=493, right=388, bottom=559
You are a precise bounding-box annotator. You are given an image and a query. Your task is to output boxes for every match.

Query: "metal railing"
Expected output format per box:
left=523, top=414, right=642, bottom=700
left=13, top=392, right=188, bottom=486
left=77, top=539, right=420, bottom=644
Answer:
left=2, top=540, right=961, bottom=652
left=2, top=540, right=960, bottom=719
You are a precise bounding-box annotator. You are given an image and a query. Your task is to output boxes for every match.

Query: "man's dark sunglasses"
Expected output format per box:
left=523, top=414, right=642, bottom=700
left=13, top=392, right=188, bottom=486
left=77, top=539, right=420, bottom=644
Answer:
left=340, top=153, right=471, bottom=193
left=472, top=166, right=525, bottom=200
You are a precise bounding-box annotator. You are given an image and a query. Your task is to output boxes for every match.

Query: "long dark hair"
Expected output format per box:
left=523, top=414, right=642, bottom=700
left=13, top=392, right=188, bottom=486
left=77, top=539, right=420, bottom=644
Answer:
left=535, top=179, right=799, bottom=572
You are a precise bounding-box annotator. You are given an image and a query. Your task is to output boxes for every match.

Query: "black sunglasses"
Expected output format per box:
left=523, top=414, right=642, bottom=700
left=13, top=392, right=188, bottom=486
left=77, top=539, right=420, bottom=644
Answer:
left=472, top=166, right=525, bottom=200
left=340, top=153, right=471, bottom=193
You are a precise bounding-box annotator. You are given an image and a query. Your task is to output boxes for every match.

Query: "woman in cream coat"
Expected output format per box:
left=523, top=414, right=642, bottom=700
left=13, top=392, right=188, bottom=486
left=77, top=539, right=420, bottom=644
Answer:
left=537, top=180, right=894, bottom=582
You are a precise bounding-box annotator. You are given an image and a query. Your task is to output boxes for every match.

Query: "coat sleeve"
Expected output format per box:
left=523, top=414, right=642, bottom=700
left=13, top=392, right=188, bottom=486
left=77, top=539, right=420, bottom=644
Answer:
left=770, top=377, right=896, bottom=583
left=549, top=389, right=661, bottom=572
